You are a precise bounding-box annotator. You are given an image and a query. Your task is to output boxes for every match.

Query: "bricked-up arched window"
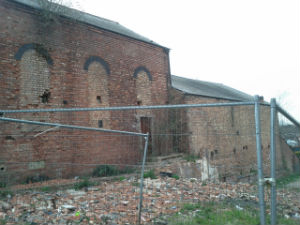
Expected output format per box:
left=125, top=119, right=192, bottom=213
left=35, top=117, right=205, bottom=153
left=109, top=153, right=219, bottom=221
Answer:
left=134, top=67, right=152, bottom=106
left=86, top=60, right=110, bottom=128
left=19, top=49, right=51, bottom=106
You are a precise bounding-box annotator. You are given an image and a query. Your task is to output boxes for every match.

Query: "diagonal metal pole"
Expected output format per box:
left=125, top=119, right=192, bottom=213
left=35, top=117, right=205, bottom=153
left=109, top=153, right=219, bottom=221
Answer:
left=270, top=98, right=277, bottom=225
left=0, top=117, right=146, bottom=137
left=138, top=133, right=149, bottom=225
left=254, top=95, right=266, bottom=225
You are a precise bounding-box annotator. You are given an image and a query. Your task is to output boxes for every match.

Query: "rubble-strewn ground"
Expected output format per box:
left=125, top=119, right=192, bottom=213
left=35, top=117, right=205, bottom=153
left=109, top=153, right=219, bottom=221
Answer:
left=0, top=175, right=299, bottom=225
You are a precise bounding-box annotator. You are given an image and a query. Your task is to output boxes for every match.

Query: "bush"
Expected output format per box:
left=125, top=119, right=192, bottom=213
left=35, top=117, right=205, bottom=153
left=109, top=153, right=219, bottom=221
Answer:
left=74, top=178, right=91, bottom=190
left=144, top=169, right=157, bottom=179
left=92, top=165, right=119, bottom=177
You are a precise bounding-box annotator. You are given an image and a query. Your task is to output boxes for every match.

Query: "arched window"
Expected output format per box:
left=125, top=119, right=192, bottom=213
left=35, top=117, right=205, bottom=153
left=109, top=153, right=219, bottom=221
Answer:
left=16, top=44, right=52, bottom=106
left=85, top=56, right=110, bottom=128
left=134, top=66, right=152, bottom=106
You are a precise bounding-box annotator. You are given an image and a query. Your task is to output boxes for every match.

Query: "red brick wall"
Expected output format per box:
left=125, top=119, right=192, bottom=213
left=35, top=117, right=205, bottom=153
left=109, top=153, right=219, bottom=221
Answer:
left=169, top=89, right=300, bottom=181
left=0, top=0, right=170, bottom=183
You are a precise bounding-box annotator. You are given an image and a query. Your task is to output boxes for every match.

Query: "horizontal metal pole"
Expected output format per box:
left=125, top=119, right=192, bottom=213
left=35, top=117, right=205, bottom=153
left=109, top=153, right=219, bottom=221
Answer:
left=0, top=117, right=147, bottom=137
left=276, top=105, right=300, bottom=128
left=0, top=102, right=256, bottom=114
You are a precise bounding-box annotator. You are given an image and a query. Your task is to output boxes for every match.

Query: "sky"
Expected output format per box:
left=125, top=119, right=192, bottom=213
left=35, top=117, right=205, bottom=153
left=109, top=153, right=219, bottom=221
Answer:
left=72, top=0, right=299, bottom=122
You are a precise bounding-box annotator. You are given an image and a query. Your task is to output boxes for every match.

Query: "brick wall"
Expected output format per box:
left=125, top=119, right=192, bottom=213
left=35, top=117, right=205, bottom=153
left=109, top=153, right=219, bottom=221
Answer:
left=169, top=88, right=300, bottom=181
left=0, top=0, right=170, bottom=183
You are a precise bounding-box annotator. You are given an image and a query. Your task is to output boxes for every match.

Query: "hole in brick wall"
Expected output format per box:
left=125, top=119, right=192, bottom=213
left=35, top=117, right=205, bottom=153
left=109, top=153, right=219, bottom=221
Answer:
left=243, top=145, right=248, bottom=150
left=63, top=100, right=68, bottom=105
left=0, top=165, right=6, bottom=172
left=137, top=100, right=142, bottom=105
left=210, top=151, right=214, bottom=160
left=40, top=89, right=51, bottom=103
left=98, top=120, right=103, bottom=128
left=96, top=96, right=102, bottom=103
left=5, top=136, right=15, bottom=141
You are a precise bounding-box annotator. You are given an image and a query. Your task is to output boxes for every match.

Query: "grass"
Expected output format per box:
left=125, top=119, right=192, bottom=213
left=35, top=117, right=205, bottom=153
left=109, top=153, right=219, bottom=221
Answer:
left=277, top=173, right=300, bottom=188
left=167, top=201, right=299, bottom=225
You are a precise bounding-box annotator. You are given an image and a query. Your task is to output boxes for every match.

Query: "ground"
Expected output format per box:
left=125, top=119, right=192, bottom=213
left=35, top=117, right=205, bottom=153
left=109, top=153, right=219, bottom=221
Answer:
left=0, top=173, right=299, bottom=225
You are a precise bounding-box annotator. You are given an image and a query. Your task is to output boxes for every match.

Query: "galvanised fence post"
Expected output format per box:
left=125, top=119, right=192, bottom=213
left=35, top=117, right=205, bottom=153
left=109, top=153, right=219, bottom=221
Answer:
left=270, top=98, right=277, bottom=225
left=254, top=95, right=266, bottom=225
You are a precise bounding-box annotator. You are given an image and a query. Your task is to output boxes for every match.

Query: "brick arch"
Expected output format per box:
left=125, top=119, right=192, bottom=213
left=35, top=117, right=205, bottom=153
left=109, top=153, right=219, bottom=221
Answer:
left=133, top=66, right=152, bottom=81
left=84, top=56, right=110, bottom=75
left=15, top=43, right=53, bottom=65
left=87, top=61, right=110, bottom=129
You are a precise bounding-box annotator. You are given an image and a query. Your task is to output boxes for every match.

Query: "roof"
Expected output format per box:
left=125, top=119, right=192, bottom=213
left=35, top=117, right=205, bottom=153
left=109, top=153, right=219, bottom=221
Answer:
left=11, top=0, right=166, bottom=48
left=171, top=75, right=255, bottom=102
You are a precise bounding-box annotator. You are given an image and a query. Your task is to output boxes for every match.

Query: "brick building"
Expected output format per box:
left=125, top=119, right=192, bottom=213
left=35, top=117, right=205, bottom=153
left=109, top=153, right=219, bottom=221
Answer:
left=170, top=75, right=300, bottom=181
left=0, top=0, right=298, bottom=184
left=0, top=0, right=170, bottom=183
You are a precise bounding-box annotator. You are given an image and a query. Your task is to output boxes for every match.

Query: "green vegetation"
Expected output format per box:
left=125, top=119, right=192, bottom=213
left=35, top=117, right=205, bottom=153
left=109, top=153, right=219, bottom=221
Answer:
left=92, top=165, right=135, bottom=177
left=74, top=177, right=93, bottom=190
left=168, top=201, right=299, bottom=225
left=172, top=174, right=180, bottom=180
left=183, top=154, right=199, bottom=162
left=25, top=174, right=49, bottom=184
left=143, top=169, right=157, bottom=179
left=277, top=173, right=300, bottom=188
left=0, top=189, right=13, bottom=199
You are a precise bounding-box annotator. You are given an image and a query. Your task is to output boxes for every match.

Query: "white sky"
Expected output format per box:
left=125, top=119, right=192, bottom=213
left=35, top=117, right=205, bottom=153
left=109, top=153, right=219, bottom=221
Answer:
left=74, top=0, right=299, bottom=122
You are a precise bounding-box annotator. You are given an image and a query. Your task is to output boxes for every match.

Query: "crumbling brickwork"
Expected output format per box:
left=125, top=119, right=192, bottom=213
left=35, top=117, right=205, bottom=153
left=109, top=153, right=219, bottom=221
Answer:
left=169, top=88, right=300, bottom=181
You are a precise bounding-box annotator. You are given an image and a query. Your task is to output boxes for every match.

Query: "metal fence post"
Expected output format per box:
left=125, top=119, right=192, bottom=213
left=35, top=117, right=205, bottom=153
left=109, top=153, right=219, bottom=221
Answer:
left=254, top=95, right=266, bottom=225
left=270, top=98, right=277, bottom=225
left=138, top=133, right=149, bottom=225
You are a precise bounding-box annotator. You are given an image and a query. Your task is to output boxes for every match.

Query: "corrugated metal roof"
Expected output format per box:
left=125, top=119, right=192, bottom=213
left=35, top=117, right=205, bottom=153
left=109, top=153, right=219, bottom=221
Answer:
left=12, top=0, right=165, bottom=48
left=171, top=75, right=254, bottom=102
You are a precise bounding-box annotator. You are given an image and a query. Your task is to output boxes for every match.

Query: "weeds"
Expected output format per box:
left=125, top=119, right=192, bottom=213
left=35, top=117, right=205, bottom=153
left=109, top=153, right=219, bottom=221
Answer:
left=277, top=173, right=300, bottom=188
left=74, top=177, right=92, bottom=190
left=144, top=169, right=157, bottom=179
left=168, top=201, right=299, bottom=225
left=92, top=165, right=135, bottom=177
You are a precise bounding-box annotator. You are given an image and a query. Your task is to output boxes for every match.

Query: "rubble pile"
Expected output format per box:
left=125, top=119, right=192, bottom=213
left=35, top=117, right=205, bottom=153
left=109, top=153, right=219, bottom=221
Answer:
left=0, top=176, right=299, bottom=225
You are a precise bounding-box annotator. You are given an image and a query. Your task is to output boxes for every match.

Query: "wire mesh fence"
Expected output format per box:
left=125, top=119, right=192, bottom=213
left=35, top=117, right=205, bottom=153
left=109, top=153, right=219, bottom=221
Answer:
left=0, top=102, right=299, bottom=224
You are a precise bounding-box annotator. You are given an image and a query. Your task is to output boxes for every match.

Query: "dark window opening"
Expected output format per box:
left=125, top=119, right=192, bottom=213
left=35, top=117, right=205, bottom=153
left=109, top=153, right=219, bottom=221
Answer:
left=0, top=166, right=5, bottom=172
left=222, top=176, right=227, bottom=182
left=214, top=149, right=218, bottom=154
left=137, top=100, right=142, bottom=105
left=243, top=145, right=248, bottom=150
left=236, top=130, right=240, bottom=135
left=63, top=100, right=68, bottom=105
left=233, top=148, right=236, bottom=154
left=5, top=136, right=15, bottom=141
left=98, top=120, right=103, bottom=128
left=268, top=144, right=270, bottom=149
left=96, top=96, right=102, bottom=103
left=40, top=89, right=51, bottom=103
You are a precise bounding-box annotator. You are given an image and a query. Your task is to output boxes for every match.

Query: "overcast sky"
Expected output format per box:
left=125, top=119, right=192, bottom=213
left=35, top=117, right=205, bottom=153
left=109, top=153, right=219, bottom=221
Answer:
left=74, top=0, right=299, bottom=122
